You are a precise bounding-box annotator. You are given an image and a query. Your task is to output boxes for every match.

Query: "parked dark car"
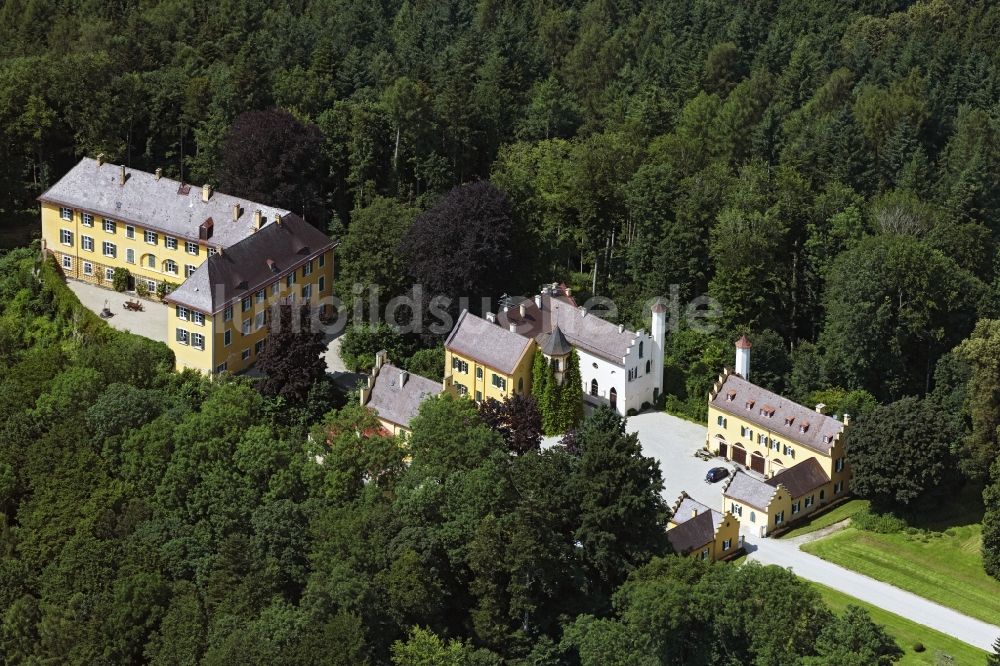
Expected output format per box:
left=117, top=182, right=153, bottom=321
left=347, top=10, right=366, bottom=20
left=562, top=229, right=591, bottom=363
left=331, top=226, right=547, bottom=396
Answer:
left=705, top=467, right=729, bottom=483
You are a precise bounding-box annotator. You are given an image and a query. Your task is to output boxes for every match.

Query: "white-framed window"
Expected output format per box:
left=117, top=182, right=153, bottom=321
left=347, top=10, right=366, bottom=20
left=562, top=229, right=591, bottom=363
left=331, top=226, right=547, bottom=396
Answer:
left=125, top=225, right=135, bottom=239
left=164, top=259, right=178, bottom=275
left=716, top=415, right=727, bottom=428
left=60, top=229, right=73, bottom=246
left=103, top=219, right=116, bottom=233
left=452, top=357, right=469, bottom=373
left=145, top=279, right=156, bottom=292
left=835, top=457, right=845, bottom=472
left=224, top=330, right=232, bottom=346
left=126, top=248, right=135, bottom=264
left=185, top=264, right=196, bottom=278
left=82, top=213, right=93, bottom=227
left=61, top=255, right=72, bottom=270
left=805, top=495, right=814, bottom=508
left=192, top=311, right=204, bottom=326
left=303, top=260, right=313, bottom=277
left=165, top=236, right=177, bottom=250
left=147, top=254, right=156, bottom=269
left=223, top=306, right=232, bottom=322
left=774, top=511, right=784, bottom=526
left=191, top=333, right=205, bottom=349
left=255, top=339, right=265, bottom=355
left=792, top=501, right=800, bottom=515
left=60, top=207, right=72, bottom=221
left=82, top=235, right=94, bottom=251
left=491, top=373, right=507, bottom=391
left=215, top=362, right=227, bottom=374
left=700, top=549, right=709, bottom=561
left=175, top=328, right=189, bottom=345
left=105, top=268, right=115, bottom=281
left=185, top=241, right=198, bottom=255
left=145, top=230, right=158, bottom=245
left=83, top=261, right=93, bottom=276
left=723, top=539, right=732, bottom=551
left=834, top=481, right=843, bottom=494
left=241, top=348, right=251, bottom=361
left=318, top=252, right=325, bottom=267
left=177, top=306, right=189, bottom=321
left=242, top=319, right=251, bottom=335
left=241, top=296, right=251, bottom=312
left=730, top=503, right=743, bottom=517
left=302, top=283, right=312, bottom=299
left=286, top=273, right=296, bottom=287
left=254, top=312, right=265, bottom=330
left=454, top=382, right=468, bottom=396
left=271, top=282, right=279, bottom=296
left=208, top=247, right=217, bottom=257
left=318, top=276, right=326, bottom=292
left=255, top=289, right=265, bottom=304
left=102, top=241, right=116, bottom=257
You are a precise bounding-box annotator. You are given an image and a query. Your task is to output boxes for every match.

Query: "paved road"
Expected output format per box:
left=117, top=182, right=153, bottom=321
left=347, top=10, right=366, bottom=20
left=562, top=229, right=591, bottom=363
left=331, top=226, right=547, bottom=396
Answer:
left=748, top=525, right=1000, bottom=652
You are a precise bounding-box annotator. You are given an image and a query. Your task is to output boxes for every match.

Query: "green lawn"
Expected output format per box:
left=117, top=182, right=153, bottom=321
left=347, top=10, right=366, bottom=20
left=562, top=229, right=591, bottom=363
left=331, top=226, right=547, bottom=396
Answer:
left=779, top=498, right=869, bottom=539
left=812, top=582, right=987, bottom=665
left=802, top=524, right=1000, bottom=625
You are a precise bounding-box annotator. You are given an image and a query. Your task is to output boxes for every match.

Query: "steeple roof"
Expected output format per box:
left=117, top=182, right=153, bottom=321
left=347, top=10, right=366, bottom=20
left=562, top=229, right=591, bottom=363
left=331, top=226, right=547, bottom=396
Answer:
left=539, top=324, right=573, bottom=356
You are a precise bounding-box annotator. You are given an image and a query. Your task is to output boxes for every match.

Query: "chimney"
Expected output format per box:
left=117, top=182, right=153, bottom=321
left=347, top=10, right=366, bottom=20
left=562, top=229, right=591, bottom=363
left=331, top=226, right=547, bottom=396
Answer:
left=815, top=403, right=827, bottom=414
left=155, top=167, right=162, bottom=180
left=735, top=335, right=752, bottom=381
left=359, top=375, right=373, bottom=406
left=374, top=349, right=387, bottom=372
left=843, top=413, right=851, bottom=427
left=618, top=323, right=625, bottom=333
left=534, top=294, right=542, bottom=309
left=508, top=322, right=518, bottom=332
left=399, top=371, right=409, bottom=387
left=254, top=209, right=262, bottom=229
left=217, top=245, right=223, bottom=256
left=119, top=165, right=126, bottom=185
left=232, top=203, right=241, bottom=221
left=485, top=312, right=496, bottom=324
left=97, top=153, right=105, bottom=166
left=202, top=183, right=212, bottom=202
left=565, top=287, right=572, bottom=297
left=275, top=213, right=282, bottom=226
left=519, top=302, right=527, bottom=318
left=691, top=509, right=698, bottom=519
left=579, top=306, right=586, bottom=317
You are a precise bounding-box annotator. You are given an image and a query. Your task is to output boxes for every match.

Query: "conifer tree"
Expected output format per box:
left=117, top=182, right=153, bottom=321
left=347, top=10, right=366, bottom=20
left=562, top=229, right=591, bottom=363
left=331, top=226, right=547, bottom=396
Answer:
left=541, top=364, right=560, bottom=436
left=555, top=350, right=584, bottom=433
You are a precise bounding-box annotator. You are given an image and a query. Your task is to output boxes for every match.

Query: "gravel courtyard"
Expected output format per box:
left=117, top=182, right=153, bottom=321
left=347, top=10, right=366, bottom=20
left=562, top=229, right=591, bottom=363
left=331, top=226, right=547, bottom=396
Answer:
left=67, top=279, right=168, bottom=343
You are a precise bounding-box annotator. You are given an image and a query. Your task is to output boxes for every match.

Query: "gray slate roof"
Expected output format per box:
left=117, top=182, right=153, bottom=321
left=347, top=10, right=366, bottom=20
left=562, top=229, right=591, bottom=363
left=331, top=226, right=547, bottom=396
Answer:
left=367, top=363, right=442, bottom=429
left=445, top=310, right=533, bottom=375
left=766, top=457, right=830, bottom=498
left=723, top=470, right=778, bottom=511
left=502, top=288, right=637, bottom=364
left=672, top=495, right=723, bottom=531
left=711, top=373, right=844, bottom=454
left=539, top=324, right=573, bottom=356
left=39, top=157, right=289, bottom=249
left=165, top=213, right=334, bottom=313
left=666, top=509, right=716, bottom=555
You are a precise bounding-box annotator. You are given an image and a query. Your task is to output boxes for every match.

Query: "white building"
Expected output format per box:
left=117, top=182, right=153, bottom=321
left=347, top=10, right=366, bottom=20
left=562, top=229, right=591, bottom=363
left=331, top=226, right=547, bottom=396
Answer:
left=495, top=284, right=667, bottom=416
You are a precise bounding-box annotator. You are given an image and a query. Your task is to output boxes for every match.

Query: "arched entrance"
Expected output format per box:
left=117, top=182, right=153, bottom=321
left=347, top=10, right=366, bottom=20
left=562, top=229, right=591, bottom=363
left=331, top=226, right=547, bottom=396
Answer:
left=609, top=387, right=617, bottom=409
left=715, top=434, right=728, bottom=459
left=750, top=452, right=766, bottom=474
left=590, top=379, right=598, bottom=397
left=732, top=444, right=747, bottom=466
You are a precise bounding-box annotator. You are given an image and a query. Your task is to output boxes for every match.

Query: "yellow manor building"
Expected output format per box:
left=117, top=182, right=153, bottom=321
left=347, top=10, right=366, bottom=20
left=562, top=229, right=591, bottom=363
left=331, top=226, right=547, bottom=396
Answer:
left=39, top=156, right=335, bottom=374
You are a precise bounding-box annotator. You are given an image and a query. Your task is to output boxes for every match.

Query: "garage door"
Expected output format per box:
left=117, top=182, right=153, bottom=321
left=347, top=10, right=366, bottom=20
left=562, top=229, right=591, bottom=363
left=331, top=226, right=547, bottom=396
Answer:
left=750, top=453, right=765, bottom=474
left=718, top=442, right=728, bottom=458
left=732, top=446, right=746, bottom=466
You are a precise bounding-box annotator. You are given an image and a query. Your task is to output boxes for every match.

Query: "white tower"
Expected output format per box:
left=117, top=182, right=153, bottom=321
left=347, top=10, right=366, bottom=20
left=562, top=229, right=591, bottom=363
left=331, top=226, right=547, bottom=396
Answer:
left=735, top=335, right=752, bottom=380
left=651, top=302, right=667, bottom=399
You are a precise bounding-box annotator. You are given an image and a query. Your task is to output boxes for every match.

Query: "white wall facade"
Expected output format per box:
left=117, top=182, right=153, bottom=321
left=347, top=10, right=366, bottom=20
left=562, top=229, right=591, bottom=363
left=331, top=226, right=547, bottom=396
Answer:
left=579, top=329, right=660, bottom=416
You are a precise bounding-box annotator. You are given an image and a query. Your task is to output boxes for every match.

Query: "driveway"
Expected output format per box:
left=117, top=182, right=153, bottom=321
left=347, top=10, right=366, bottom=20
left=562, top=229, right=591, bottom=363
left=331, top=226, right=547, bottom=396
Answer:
left=748, top=536, right=1000, bottom=651
left=67, top=279, right=168, bottom=343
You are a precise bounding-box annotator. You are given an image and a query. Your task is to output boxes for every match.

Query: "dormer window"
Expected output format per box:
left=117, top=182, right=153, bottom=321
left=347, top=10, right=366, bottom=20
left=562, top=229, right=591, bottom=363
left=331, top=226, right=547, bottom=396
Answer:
left=822, top=434, right=832, bottom=445
left=800, top=421, right=810, bottom=433
left=726, top=390, right=736, bottom=402
left=784, top=416, right=794, bottom=426
left=745, top=400, right=755, bottom=410
left=760, top=405, right=775, bottom=418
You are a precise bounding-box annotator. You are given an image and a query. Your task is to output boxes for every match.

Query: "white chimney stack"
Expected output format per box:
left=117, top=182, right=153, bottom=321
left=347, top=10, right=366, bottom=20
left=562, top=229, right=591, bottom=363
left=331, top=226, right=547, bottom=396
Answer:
left=735, top=335, right=752, bottom=381
left=486, top=312, right=497, bottom=324
left=399, top=371, right=409, bottom=387
left=534, top=294, right=542, bottom=309
left=519, top=302, right=527, bottom=318
left=843, top=413, right=851, bottom=427
left=202, top=183, right=212, bottom=202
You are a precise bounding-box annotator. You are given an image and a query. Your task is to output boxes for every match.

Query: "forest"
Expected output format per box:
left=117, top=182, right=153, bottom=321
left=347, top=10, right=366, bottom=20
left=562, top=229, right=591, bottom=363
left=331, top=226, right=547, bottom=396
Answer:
left=2, top=0, right=1000, bottom=662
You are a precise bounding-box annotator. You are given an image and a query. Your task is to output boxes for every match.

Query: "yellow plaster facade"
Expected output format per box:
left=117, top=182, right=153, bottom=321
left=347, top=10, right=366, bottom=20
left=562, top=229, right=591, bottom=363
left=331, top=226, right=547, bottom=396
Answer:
left=444, top=346, right=534, bottom=403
